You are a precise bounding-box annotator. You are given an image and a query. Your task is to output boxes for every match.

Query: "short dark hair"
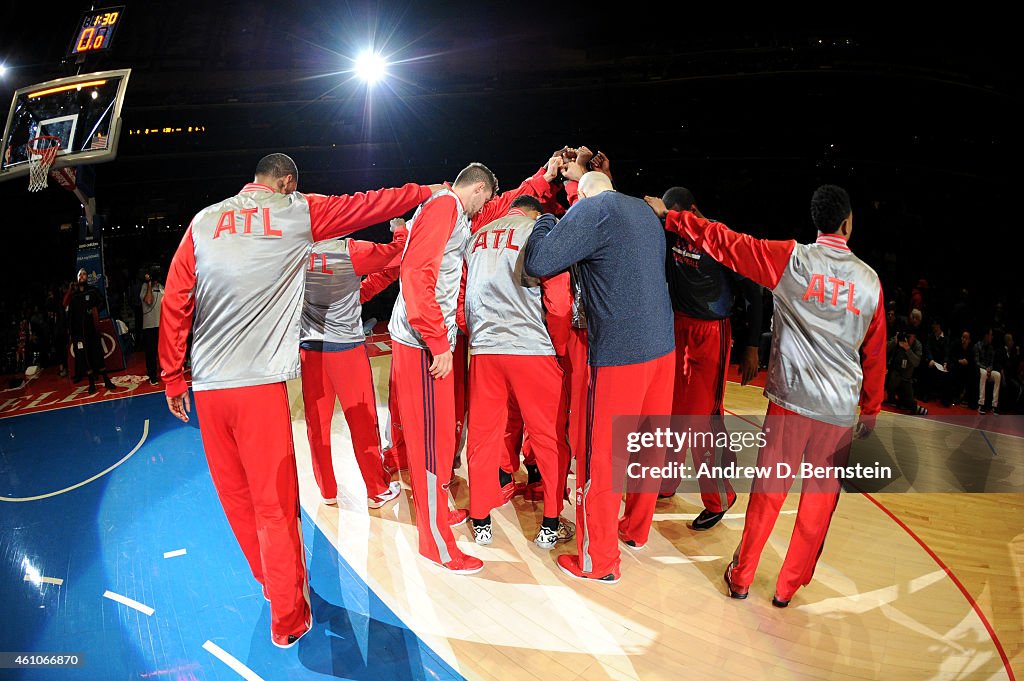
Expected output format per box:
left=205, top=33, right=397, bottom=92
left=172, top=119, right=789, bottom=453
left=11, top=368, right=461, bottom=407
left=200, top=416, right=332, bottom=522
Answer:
left=255, top=153, right=298, bottom=180
left=662, top=186, right=696, bottom=211
left=510, top=195, right=543, bottom=212
left=810, top=184, right=851, bottom=234
left=453, top=162, right=498, bottom=194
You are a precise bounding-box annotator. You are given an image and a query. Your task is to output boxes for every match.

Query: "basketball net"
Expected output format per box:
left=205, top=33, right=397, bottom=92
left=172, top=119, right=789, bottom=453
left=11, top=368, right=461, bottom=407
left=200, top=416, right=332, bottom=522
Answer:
left=27, top=136, right=61, bottom=192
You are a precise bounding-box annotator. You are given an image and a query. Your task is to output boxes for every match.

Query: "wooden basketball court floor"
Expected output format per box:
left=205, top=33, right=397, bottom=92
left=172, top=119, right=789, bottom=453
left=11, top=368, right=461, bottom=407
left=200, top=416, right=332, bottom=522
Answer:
left=1, top=349, right=1021, bottom=680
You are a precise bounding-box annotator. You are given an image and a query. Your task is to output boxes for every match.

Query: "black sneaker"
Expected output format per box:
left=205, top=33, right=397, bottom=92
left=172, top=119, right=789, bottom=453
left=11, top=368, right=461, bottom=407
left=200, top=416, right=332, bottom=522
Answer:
left=772, top=595, right=790, bottom=608
left=692, top=499, right=734, bottom=531
left=723, top=562, right=748, bottom=599
left=978, top=406, right=987, bottom=415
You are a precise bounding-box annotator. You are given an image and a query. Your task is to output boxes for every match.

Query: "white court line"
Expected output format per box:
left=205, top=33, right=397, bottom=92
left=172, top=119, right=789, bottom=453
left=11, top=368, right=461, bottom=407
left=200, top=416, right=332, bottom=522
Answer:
left=0, top=420, right=150, bottom=502
left=24, top=574, right=63, bottom=585
left=163, top=549, right=187, bottom=559
left=203, top=641, right=266, bottom=681
left=102, top=590, right=154, bottom=616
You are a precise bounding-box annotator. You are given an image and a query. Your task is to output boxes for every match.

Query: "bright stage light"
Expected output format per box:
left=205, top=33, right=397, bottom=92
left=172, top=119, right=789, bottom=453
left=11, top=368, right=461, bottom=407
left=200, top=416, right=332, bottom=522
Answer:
left=354, top=51, right=387, bottom=84
left=0, top=64, right=7, bottom=78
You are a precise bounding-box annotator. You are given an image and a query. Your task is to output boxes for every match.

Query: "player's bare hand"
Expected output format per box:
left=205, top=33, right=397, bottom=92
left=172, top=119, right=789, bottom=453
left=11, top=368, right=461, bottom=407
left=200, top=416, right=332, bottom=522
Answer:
left=590, top=151, right=611, bottom=179
left=429, top=350, right=454, bottom=379
left=561, top=161, right=587, bottom=182
left=575, top=146, right=595, bottom=168
left=644, top=196, right=669, bottom=218
left=544, top=155, right=564, bottom=182
left=390, top=217, right=406, bottom=232
left=740, top=346, right=760, bottom=386
left=555, top=146, right=577, bottom=162
left=853, top=419, right=873, bottom=439
left=167, top=391, right=191, bottom=423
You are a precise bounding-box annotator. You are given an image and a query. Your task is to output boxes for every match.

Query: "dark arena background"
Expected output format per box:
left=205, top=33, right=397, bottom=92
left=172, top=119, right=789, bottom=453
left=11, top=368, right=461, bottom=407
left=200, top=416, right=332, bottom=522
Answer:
left=0, top=3, right=1020, bottom=681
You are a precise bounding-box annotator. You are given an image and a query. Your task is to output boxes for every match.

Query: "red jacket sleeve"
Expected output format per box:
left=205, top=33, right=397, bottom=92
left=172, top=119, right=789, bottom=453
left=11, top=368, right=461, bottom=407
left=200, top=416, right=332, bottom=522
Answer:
left=401, top=195, right=459, bottom=356
left=541, top=271, right=572, bottom=356
left=348, top=224, right=408, bottom=276
left=306, top=184, right=432, bottom=241
left=563, top=181, right=579, bottom=206
left=665, top=210, right=795, bottom=290
left=858, top=288, right=887, bottom=425
left=159, top=225, right=197, bottom=398
left=470, top=168, right=554, bottom=233
left=359, top=267, right=400, bottom=304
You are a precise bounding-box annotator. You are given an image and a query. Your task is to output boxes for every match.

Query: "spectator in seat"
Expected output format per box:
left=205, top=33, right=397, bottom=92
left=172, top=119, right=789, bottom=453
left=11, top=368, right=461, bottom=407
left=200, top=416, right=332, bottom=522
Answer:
left=974, top=328, right=1000, bottom=415
left=887, top=330, right=927, bottom=415
left=922, top=319, right=950, bottom=405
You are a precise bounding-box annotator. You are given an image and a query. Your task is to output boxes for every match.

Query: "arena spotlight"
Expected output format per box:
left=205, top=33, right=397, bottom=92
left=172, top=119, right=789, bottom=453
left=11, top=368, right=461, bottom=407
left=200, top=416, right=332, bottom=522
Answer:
left=354, top=50, right=387, bottom=85
left=0, top=63, right=7, bottom=78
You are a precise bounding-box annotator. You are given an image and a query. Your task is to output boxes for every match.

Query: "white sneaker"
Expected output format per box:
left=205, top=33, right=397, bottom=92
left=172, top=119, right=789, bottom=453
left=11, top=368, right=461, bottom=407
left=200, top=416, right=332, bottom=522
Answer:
left=473, top=522, right=493, bottom=545
left=368, top=481, right=402, bottom=509
left=322, top=497, right=338, bottom=506
left=535, top=519, right=575, bottom=549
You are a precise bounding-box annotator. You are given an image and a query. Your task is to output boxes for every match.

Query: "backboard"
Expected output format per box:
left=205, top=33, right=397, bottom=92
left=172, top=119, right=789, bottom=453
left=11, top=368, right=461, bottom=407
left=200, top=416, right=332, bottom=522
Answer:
left=0, top=68, right=131, bottom=182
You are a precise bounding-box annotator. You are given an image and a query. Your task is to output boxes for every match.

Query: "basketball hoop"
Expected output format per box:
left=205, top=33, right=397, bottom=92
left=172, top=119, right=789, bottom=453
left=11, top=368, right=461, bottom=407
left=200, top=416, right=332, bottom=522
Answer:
left=27, top=136, right=61, bottom=192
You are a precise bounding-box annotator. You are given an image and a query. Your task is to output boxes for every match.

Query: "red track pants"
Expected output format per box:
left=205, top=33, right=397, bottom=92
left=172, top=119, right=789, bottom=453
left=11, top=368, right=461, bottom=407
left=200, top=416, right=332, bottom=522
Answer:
left=565, top=327, right=590, bottom=462
left=193, top=383, right=310, bottom=640
left=732, top=401, right=852, bottom=599
left=300, top=346, right=390, bottom=500
left=467, top=354, right=569, bottom=520
left=661, top=313, right=737, bottom=512
left=386, top=334, right=467, bottom=476
left=391, top=341, right=467, bottom=564
left=577, top=351, right=675, bottom=577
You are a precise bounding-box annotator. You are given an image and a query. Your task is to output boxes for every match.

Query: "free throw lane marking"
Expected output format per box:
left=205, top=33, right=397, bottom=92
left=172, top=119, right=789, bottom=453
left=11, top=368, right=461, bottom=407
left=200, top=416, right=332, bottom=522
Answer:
left=163, top=548, right=187, bottom=559
left=203, top=641, right=266, bottom=681
left=24, top=574, right=63, bottom=585
left=0, top=420, right=150, bottom=502
left=103, top=590, right=155, bottom=616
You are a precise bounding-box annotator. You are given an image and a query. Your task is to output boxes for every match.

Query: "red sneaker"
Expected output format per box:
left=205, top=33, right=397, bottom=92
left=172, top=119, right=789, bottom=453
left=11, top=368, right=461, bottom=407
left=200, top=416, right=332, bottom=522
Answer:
left=423, top=553, right=484, bottom=575
left=556, top=554, right=620, bottom=584
left=448, top=508, right=469, bottom=527
left=497, top=481, right=525, bottom=506
left=522, top=480, right=544, bottom=502
left=271, top=622, right=311, bottom=649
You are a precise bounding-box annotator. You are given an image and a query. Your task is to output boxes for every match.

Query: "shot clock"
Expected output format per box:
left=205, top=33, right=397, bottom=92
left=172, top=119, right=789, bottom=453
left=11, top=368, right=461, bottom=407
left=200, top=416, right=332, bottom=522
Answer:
left=67, top=6, right=125, bottom=57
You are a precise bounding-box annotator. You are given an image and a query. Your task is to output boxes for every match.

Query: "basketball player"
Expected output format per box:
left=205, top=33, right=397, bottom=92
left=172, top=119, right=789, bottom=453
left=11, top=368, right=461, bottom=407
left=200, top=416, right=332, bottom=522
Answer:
left=461, top=195, right=573, bottom=549
left=526, top=171, right=675, bottom=584
left=645, top=184, right=886, bottom=607
left=160, top=153, right=437, bottom=647
left=388, top=157, right=563, bottom=574
left=299, top=218, right=411, bottom=510
left=658, top=187, right=763, bottom=530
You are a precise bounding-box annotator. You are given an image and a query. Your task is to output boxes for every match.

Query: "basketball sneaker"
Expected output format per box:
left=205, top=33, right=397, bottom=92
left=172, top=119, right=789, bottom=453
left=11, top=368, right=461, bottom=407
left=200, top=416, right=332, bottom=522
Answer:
left=473, top=522, right=493, bottom=545
left=723, top=561, right=749, bottom=599
left=448, top=508, right=470, bottom=527
left=534, top=519, right=575, bottom=549
left=271, top=621, right=312, bottom=649
left=556, top=554, right=619, bottom=584
left=422, top=553, right=484, bottom=575
left=368, top=481, right=402, bottom=509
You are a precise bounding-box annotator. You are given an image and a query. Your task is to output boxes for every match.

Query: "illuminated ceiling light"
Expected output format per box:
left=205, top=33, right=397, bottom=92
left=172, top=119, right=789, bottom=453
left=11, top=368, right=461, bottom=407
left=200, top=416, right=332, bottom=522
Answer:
left=354, top=50, right=387, bottom=85
left=91, top=90, right=98, bottom=99
left=0, top=64, right=7, bottom=78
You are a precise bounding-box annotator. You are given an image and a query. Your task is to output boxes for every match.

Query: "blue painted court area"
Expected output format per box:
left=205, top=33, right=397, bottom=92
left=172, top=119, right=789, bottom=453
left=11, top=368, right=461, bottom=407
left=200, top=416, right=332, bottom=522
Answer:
left=0, top=393, right=461, bottom=680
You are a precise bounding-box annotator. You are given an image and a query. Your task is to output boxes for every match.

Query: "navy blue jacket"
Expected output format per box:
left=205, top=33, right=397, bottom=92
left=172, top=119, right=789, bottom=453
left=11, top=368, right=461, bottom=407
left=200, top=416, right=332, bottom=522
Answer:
left=524, top=191, right=674, bottom=367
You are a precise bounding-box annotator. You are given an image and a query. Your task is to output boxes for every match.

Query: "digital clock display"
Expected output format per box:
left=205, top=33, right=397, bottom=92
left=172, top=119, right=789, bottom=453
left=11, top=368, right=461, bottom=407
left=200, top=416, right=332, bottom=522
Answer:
left=68, top=6, right=125, bottom=57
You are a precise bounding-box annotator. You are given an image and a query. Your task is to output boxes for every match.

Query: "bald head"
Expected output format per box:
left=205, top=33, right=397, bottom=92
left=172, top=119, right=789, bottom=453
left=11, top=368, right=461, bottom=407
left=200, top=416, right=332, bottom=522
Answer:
left=578, top=171, right=614, bottom=199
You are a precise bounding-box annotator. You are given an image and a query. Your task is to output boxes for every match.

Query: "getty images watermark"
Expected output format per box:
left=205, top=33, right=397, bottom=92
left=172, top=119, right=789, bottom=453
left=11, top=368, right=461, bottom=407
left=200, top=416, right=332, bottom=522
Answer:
left=613, top=415, right=901, bottom=495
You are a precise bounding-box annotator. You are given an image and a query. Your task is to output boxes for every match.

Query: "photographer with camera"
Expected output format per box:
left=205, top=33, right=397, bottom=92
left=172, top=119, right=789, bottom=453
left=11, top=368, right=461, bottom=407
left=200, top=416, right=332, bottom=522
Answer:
left=887, top=328, right=927, bottom=415
left=140, top=267, right=164, bottom=386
